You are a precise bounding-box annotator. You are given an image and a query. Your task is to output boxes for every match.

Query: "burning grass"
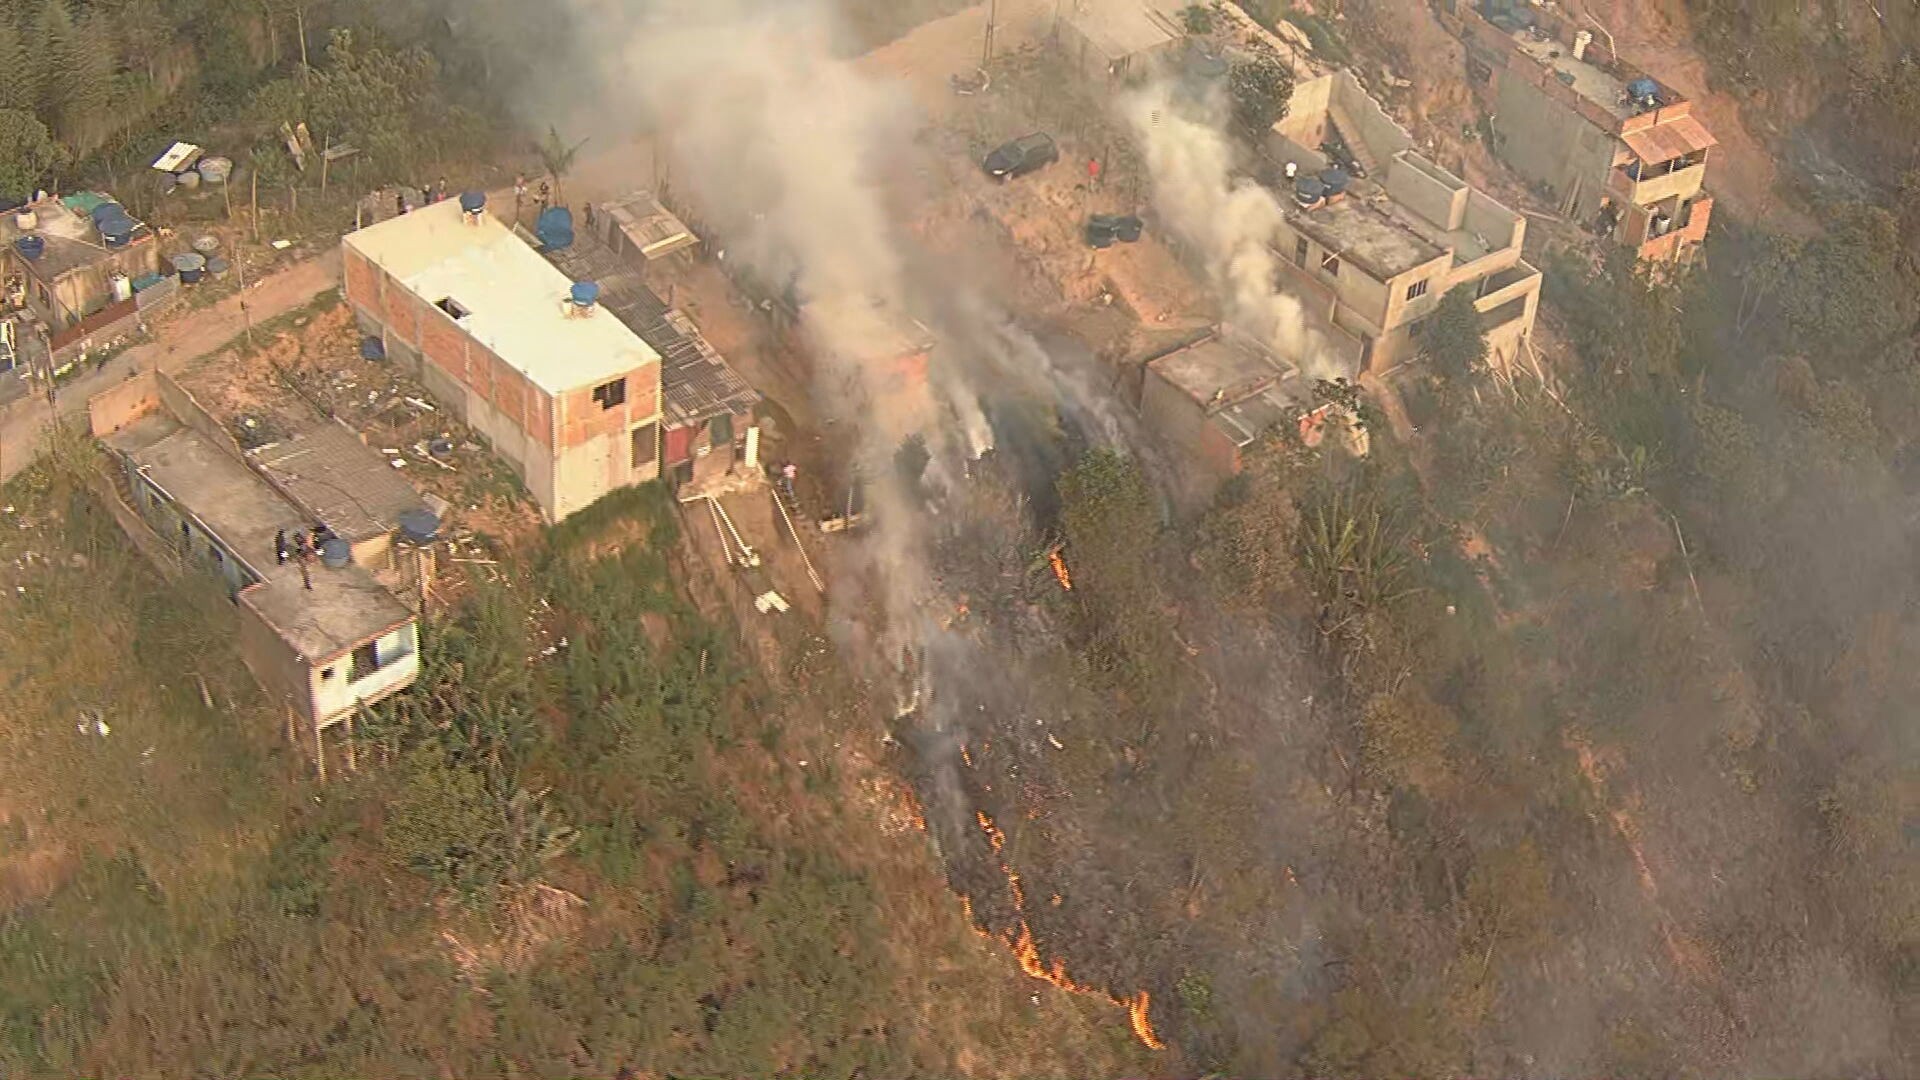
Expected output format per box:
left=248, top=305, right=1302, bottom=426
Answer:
left=962, top=809, right=1166, bottom=1052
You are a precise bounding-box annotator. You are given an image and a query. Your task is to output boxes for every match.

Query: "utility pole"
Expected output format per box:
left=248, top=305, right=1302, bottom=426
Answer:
left=235, top=246, right=253, bottom=352
left=982, top=0, right=998, bottom=67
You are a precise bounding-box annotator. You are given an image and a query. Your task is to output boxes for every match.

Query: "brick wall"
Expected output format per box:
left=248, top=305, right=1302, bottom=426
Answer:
left=558, top=360, right=659, bottom=450
left=344, top=246, right=379, bottom=309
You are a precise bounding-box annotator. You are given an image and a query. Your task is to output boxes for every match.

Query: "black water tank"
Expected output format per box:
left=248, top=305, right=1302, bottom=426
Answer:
left=398, top=508, right=440, bottom=545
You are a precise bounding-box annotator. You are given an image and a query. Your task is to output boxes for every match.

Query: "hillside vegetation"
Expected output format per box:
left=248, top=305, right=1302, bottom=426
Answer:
left=0, top=449, right=1144, bottom=1078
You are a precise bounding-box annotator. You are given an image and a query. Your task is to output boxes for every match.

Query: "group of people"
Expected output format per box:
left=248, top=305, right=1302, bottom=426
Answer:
left=513, top=173, right=554, bottom=217
left=393, top=178, right=452, bottom=217
left=273, top=522, right=336, bottom=590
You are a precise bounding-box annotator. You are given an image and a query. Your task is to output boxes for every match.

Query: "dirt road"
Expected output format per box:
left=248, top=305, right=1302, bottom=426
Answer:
left=0, top=249, right=342, bottom=484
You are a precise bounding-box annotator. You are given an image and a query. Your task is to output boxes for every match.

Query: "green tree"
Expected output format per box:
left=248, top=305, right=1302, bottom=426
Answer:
left=1421, top=286, right=1489, bottom=379
left=1228, top=42, right=1293, bottom=134
left=0, top=19, right=36, bottom=113
left=112, top=0, right=172, bottom=84
left=1181, top=4, right=1214, bottom=34
left=0, top=108, right=62, bottom=196
left=537, top=124, right=587, bottom=200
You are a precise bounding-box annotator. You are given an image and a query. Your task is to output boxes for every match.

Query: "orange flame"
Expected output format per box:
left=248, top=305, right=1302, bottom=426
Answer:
left=965, top=810, right=1164, bottom=1051
left=1048, top=549, right=1073, bottom=591
left=1127, top=991, right=1166, bottom=1050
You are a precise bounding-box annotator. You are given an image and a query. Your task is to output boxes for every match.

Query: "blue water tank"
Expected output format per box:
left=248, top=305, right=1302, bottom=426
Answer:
left=89, top=201, right=125, bottom=225
left=14, top=235, right=44, bottom=260
left=1628, top=77, right=1660, bottom=102
left=1319, top=167, right=1351, bottom=195
left=458, top=190, right=486, bottom=213
left=570, top=281, right=600, bottom=308
left=535, top=206, right=574, bottom=250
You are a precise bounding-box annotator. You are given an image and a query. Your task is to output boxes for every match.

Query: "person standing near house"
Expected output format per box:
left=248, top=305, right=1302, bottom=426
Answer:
left=274, top=529, right=289, bottom=565
left=1087, top=157, right=1102, bottom=187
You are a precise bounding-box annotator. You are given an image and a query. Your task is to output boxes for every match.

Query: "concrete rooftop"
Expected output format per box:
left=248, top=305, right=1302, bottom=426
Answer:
left=343, top=199, right=660, bottom=396
left=1512, top=31, right=1633, bottom=119
left=1150, top=334, right=1287, bottom=406
left=1291, top=197, right=1446, bottom=280
left=109, top=413, right=414, bottom=662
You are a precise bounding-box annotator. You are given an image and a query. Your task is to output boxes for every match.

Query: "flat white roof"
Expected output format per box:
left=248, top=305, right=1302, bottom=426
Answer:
left=344, top=200, right=658, bottom=396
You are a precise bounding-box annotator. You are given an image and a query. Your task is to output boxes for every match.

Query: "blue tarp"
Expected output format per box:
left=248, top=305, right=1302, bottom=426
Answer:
left=536, top=206, right=574, bottom=251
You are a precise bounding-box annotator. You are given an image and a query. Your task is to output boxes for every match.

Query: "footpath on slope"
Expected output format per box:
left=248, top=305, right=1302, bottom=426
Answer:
left=0, top=249, right=343, bottom=484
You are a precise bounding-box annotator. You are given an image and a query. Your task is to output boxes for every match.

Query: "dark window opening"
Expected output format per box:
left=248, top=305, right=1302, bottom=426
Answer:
left=709, top=413, right=734, bottom=445
left=321, top=666, right=336, bottom=681
left=593, top=378, right=627, bottom=409
left=631, top=422, right=658, bottom=469
left=435, top=297, right=469, bottom=319
left=1405, top=278, right=1429, bottom=301
left=1293, top=237, right=1309, bottom=267
left=349, top=641, right=381, bottom=682
left=1321, top=252, right=1341, bottom=277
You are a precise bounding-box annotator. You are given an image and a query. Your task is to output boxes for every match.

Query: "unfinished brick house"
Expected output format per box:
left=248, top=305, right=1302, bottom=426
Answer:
left=343, top=197, right=664, bottom=523
left=1443, top=0, right=1714, bottom=264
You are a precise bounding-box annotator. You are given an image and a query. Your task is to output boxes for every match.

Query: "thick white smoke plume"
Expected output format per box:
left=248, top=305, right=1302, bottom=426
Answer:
left=1120, top=82, right=1349, bottom=382
left=571, top=0, right=1139, bottom=656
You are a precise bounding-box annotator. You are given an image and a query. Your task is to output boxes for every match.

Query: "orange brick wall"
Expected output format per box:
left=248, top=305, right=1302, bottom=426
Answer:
left=557, top=362, right=659, bottom=450
left=381, top=282, right=420, bottom=346
left=344, top=247, right=379, bottom=309
left=493, top=366, right=537, bottom=446
left=421, top=307, right=468, bottom=382
left=524, top=375, right=553, bottom=449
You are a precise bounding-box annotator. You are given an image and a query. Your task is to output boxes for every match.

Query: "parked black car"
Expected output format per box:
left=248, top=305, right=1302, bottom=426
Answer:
left=982, top=132, right=1059, bottom=180
left=1085, top=213, right=1144, bottom=248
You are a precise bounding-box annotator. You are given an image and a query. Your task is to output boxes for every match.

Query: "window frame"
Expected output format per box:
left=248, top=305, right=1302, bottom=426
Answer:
left=592, top=378, right=628, bottom=410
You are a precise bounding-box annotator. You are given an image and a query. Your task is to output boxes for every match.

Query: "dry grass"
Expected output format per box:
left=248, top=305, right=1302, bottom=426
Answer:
left=0, top=435, right=292, bottom=913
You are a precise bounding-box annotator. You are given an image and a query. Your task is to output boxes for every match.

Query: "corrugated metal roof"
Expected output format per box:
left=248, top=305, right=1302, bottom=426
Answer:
left=250, top=420, right=429, bottom=544
left=1622, top=114, right=1716, bottom=164
left=541, top=241, right=758, bottom=429
left=601, top=192, right=698, bottom=260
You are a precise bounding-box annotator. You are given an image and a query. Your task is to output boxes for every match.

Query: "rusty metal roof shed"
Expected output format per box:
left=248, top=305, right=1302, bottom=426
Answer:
left=541, top=239, right=757, bottom=429
left=601, top=191, right=698, bottom=261
left=1621, top=114, right=1717, bottom=165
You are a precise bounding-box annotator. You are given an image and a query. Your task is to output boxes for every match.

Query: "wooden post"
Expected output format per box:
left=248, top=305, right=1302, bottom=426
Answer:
left=251, top=171, right=260, bottom=243
left=313, top=718, right=326, bottom=783
left=285, top=702, right=296, bottom=747
left=345, top=713, right=357, bottom=772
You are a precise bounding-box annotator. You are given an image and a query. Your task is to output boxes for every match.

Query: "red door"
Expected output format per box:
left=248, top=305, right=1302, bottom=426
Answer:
left=663, top=423, right=695, bottom=466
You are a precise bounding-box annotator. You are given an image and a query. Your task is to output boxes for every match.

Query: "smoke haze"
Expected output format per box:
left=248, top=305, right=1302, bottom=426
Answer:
left=1120, top=81, right=1347, bottom=382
